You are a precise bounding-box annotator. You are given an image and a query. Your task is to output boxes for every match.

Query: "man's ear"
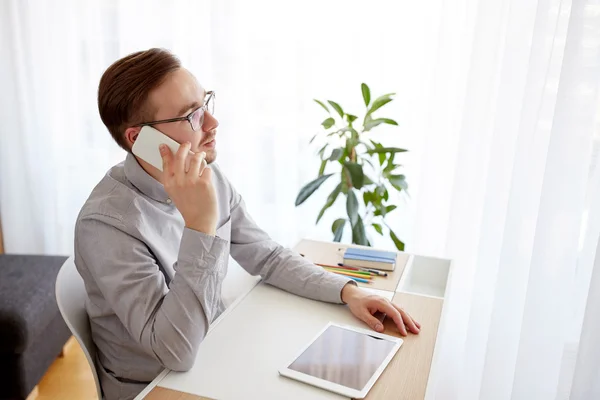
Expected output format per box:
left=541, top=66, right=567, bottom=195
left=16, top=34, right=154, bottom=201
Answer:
left=124, top=126, right=142, bottom=149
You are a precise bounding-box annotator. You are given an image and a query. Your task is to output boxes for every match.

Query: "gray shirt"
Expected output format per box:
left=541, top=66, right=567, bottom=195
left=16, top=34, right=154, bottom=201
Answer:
left=74, top=154, right=351, bottom=400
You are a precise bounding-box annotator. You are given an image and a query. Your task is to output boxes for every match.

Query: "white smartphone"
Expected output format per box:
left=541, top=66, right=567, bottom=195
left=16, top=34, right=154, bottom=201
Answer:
left=132, top=125, right=202, bottom=173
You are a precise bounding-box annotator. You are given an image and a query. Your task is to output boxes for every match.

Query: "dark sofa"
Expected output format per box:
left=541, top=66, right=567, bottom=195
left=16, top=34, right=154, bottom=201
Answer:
left=0, top=254, right=71, bottom=399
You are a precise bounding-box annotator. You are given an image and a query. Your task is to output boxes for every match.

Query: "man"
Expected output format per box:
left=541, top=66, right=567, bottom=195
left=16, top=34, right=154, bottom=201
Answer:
left=75, top=48, right=420, bottom=400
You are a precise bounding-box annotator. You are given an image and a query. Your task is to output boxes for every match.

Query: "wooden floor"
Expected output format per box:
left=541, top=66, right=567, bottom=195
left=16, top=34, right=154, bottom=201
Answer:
left=34, top=336, right=98, bottom=400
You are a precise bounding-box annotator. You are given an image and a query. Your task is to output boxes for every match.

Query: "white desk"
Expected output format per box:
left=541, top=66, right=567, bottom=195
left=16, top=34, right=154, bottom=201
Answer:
left=137, top=239, right=452, bottom=400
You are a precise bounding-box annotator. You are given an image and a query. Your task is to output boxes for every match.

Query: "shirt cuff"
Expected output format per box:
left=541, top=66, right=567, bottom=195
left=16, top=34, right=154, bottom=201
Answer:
left=321, top=272, right=356, bottom=304
left=177, top=227, right=229, bottom=271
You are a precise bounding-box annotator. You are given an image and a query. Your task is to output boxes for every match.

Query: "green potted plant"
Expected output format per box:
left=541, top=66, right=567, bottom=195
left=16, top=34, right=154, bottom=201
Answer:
left=295, top=83, right=407, bottom=251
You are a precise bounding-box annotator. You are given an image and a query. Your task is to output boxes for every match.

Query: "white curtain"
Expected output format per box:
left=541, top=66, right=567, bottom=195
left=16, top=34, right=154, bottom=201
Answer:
left=0, top=0, right=421, bottom=254
left=410, top=0, right=600, bottom=399
left=1, top=0, right=599, bottom=399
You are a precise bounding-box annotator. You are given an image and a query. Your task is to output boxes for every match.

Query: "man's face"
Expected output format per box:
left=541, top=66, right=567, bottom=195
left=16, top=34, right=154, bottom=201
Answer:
left=145, top=68, right=218, bottom=163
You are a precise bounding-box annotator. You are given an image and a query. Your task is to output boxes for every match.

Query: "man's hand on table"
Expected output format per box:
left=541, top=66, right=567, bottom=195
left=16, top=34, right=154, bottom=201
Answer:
left=341, top=283, right=421, bottom=336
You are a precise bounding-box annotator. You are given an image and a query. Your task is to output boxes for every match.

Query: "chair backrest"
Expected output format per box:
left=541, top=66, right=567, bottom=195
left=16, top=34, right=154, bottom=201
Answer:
left=55, top=257, right=102, bottom=399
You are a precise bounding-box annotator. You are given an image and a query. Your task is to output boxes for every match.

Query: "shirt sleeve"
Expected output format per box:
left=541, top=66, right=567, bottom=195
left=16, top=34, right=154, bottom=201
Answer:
left=75, top=215, right=229, bottom=371
left=225, top=185, right=352, bottom=304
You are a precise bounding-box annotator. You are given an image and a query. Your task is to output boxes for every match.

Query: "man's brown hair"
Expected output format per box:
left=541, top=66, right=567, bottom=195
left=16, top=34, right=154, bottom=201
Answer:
left=98, top=48, right=181, bottom=151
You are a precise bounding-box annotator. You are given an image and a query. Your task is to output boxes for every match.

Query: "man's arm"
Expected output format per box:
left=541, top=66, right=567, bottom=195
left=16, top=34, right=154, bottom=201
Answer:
left=76, top=215, right=228, bottom=371
left=225, top=185, right=352, bottom=304
left=223, top=179, right=421, bottom=336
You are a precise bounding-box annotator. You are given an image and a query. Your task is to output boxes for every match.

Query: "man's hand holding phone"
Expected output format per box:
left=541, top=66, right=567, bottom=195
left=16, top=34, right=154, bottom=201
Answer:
left=159, top=142, right=218, bottom=236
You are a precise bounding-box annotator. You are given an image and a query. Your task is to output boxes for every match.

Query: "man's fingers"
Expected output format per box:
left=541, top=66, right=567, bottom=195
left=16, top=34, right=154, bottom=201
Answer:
left=360, top=311, right=385, bottom=333
left=378, top=301, right=407, bottom=336
left=390, top=303, right=421, bottom=333
left=200, top=165, right=212, bottom=180
left=393, top=303, right=420, bottom=334
left=188, top=151, right=206, bottom=177
left=159, top=144, right=173, bottom=175
left=414, top=315, right=421, bottom=329
left=174, top=142, right=191, bottom=174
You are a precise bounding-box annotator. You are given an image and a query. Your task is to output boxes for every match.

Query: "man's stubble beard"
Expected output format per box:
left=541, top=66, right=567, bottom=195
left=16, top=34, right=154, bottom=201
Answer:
left=205, top=149, right=217, bottom=165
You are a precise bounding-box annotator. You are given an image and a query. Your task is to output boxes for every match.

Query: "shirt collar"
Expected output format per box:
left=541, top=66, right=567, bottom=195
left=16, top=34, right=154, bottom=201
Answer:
left=124, top=153, right=171, bottom=204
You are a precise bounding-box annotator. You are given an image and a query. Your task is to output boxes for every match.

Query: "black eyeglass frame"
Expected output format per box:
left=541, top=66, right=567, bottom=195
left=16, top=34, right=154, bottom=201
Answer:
left=135, top=91, right=215, bottom=132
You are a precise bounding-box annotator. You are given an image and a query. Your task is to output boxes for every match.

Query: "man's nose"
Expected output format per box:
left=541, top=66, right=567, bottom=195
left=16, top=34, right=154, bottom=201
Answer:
left=203, top=112, right=219, bottom=132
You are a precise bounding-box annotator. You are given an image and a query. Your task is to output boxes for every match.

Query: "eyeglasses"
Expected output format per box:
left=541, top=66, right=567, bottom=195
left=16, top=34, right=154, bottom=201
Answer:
left=137, top=91, right=215, bottom=132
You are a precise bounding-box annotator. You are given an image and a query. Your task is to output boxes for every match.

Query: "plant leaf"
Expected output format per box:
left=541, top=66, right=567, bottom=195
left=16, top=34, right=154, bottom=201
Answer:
left=363, top=191, right=372, bottom=206
left=366, top=140, right=387, bottom=164
left=346, top=190, right=359, bottom=225
left=346, top=114, right=358, bottom=124
left=372, top=223, right=383, bottom=235
left=314, top=99, right=330, bottom=113
left=363, top=120, right=384, bottom=132
left=373, top=204, right=396, bottom=217
left=384, top=154, right=398, bottom=173
left=322, top=117, right=335, bottom=129
left=329, top=148, right=343, bottom=161
left=332, top=218, right=346, bottom=242
left=328, top=100, right=344, bottom=118
left=364, top=118, right=399, bottom=131
left=318, top=159, right=327, bottom=176
left=371, top=186, right=382, bottom=200
left=389, top=228, right=405, bottom=251
left=352, top=216, right=368, bottom=246
left=388, top=151, right=396, bottom=165
left=363, top=174, right=375, bottom=185
left=366, top=147, right=408, bottom=154
left=361, top=83, right=371, bottom=107
left=345, top=139, right=354, bottom=159
left=367, top=96, right=394, bottom=116
left=369, top=139, right=382, bottom=149
left=317, top=143, right=329, bottom=159
left=295, top=173, right=333, bottom=206
left=343, top=162, right=365, bottom=189
left=316, top=183, right=342, bottom=223
left=371, top=93, right=395, bottom=104
left=389, top=174, right=408, bottom=191
left=341, top=177, right=350, bottom=194
left=309, top=133, right=318, bottom=144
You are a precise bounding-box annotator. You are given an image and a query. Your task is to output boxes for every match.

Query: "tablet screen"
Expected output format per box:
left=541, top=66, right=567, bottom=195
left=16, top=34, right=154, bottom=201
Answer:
left=287, top=325, right=397, bottom=390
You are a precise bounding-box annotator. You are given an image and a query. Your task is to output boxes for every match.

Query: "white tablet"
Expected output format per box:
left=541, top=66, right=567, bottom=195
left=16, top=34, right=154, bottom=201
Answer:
left=279, top=322, right=402, bottom=399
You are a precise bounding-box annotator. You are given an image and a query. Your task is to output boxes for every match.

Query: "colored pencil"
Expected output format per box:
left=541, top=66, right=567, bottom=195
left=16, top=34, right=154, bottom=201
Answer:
left=348, top=276, right=371, bottom=284
left=315, top=262, right=361, bottom=271
left=337, top=263, right=388, bottom=277
left=317, top=263, right=381, bottom=277
left=323, top=267, right=371, bottom=277
left=324, top=268, right=373, bottom=280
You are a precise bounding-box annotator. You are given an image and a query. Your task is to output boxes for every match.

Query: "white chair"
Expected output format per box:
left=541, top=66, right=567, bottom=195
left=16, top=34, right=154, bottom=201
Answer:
left=55, top=256, right=102, bottom=399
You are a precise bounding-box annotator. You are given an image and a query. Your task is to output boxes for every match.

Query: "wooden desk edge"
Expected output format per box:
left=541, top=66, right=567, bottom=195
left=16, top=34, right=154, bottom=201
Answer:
left=143, top=386, right=211, bottom=399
